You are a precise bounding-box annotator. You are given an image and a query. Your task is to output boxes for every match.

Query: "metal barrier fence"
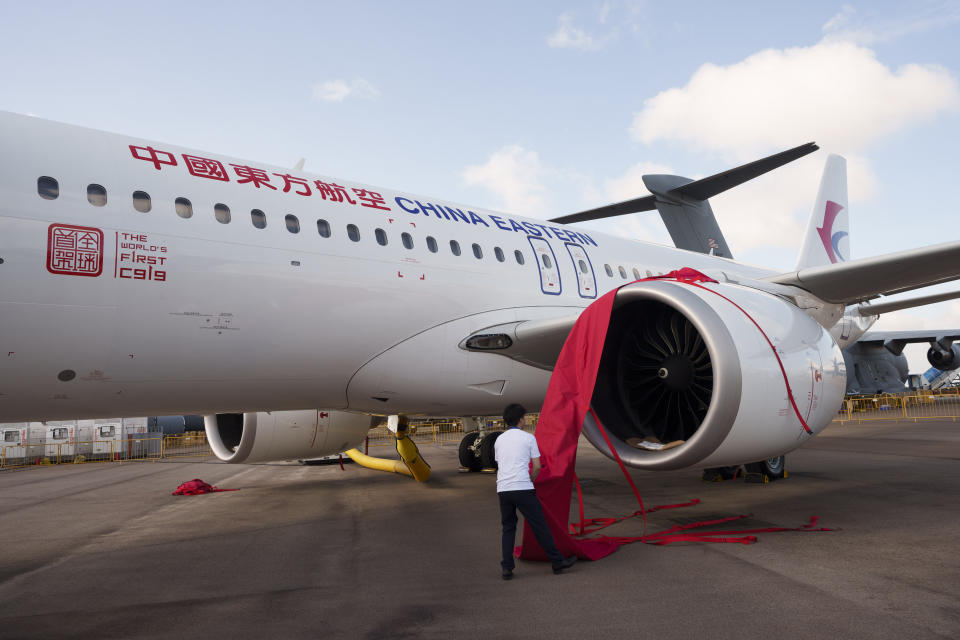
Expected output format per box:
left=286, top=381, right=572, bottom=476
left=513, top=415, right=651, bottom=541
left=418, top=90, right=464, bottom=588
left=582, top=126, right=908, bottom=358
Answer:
left=0, top=432, right=212, bottom=471
left=365, top=414, right=542, bottom=449
left=835, top=387, right=960, bottom=423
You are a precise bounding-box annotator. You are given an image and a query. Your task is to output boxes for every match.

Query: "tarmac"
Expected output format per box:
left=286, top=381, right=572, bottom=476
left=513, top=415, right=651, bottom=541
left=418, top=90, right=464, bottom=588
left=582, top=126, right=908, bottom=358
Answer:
left=0, top=418, right=958, bottom=639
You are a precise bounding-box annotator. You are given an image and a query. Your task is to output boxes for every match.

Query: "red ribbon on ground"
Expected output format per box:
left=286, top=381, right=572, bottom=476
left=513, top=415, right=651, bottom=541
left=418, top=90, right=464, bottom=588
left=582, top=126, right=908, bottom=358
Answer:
left=518, top=268, right=830, bottom=562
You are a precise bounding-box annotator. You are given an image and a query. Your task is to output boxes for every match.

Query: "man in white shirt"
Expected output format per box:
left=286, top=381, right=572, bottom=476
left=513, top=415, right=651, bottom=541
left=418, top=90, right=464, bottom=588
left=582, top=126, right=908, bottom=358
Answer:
left=495, top=403, right=577, bottom=580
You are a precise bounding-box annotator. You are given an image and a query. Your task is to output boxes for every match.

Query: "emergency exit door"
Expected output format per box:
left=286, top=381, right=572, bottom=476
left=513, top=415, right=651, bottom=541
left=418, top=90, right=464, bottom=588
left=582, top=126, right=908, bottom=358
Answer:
left=565, top=243, right=597, bottom=299
left=527, top=237, right=561, bottom=295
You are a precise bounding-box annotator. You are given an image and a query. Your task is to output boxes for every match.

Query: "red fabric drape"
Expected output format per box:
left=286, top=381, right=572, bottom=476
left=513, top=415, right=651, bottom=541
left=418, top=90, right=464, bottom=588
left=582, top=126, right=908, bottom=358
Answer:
left=172, top=479, right=237, bottom=496
left=518, top=269, right=716, bottom=561
left=518, top=268, right=831, bottom=561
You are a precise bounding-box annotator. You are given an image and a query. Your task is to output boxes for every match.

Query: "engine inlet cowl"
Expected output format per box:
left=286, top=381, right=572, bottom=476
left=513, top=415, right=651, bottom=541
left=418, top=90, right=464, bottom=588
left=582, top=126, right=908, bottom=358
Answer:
left=585, top=280, right=845, bottom=471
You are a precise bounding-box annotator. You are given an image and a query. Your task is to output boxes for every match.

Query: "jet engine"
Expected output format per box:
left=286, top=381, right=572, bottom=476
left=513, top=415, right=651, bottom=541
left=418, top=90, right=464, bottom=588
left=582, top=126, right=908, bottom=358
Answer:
left=926, top=343, right=960, bottom=370
left=204, top=410, right=371, bottom=463
left=585, top=280, right=846, bottom=470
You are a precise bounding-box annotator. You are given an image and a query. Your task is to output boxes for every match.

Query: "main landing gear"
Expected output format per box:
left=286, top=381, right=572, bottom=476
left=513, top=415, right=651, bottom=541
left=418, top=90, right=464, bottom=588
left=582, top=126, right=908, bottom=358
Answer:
left=702, top=455, right=787, bottom=484
left=458, top=429, right=502, bottom=472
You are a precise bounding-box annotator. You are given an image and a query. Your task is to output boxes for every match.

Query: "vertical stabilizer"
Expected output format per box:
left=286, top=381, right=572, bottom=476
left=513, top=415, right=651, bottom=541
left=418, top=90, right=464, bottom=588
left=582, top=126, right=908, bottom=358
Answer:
left=795, top=154, right=848, bottom=269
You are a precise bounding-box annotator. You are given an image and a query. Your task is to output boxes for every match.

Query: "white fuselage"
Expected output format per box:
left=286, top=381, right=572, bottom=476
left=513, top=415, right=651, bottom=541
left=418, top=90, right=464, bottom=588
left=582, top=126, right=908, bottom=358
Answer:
left=0, top=112, right=775, bottom=421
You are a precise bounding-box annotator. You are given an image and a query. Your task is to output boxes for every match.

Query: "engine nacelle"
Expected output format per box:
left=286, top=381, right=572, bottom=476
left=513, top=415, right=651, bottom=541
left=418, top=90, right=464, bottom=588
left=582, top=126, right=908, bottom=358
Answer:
left=926, top=343, right=960, bottom=370
left=586, top=280, right=846, bottom=470
left=204, top=410, right=371, bottom=463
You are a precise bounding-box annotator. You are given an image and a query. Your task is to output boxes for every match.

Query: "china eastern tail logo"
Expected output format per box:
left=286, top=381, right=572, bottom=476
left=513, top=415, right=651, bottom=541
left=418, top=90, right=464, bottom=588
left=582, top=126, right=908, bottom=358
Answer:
left=816, top=200, right=847, bottom=263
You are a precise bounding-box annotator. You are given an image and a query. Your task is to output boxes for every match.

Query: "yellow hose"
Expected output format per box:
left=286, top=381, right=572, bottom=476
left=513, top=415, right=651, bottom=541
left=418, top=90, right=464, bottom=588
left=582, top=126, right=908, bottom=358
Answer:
left=395, top=434, right=431, bottom=482
left=343, top=448, right=413, bottom=477
left=343, top=433, right=431, bottom=482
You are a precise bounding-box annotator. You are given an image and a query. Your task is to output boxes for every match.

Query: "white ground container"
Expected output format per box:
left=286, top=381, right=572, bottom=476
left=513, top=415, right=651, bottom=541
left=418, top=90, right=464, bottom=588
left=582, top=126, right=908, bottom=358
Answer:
left=44, top=420, right=77, bottom=459
left=92, top=419, right=124, bottom=458
left=0, top=423, right=28, bottom=464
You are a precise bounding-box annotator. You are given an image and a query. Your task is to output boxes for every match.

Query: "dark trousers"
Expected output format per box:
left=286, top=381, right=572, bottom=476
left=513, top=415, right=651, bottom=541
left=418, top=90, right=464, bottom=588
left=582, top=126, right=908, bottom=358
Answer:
left=498, top=489, right=564, bottom=570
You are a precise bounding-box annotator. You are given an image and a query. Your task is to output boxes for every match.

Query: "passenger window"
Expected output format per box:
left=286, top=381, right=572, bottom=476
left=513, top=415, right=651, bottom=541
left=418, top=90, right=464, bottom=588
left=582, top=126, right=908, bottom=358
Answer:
left=604, top=264, right=614, bottom=277
left=176, top=197, right=193, bottom=219
left=251, top=208, right=266, bottom=229
left=646, top=270, right=653, bottom=277
left=633, top=268, right=641, bottom=280
left=495, top=247, right=505, bottom=262
left=514, top=250, right=525, bottom=265
left=375, top=228, right=388, bottom=246
left=541, top=254, right=553, bottom=269
left=426, top=236, right=438, bottom=253
left=215, top=203, right=231, bottom=224
left=132, top=191, right=151, bottom=213
left=87, top=184, right=107, bottom=207
left=37, top=176, right=59, bottom=200
left=286, top=214, right=300, bottom=233
left=402, top=232, right=414, bottom=249
left=472, top=243, right=483, bottom=259
left=4, top=432, right=18, bottom=442
left=347, top=224, right=360, bottom=242
left=619, top=266, right=627, bottom=279
left=317, top=219, right=331, bottom=237
left=450, top=240, right=461, bottom=256
left=578, top=259, right=588, bottom=274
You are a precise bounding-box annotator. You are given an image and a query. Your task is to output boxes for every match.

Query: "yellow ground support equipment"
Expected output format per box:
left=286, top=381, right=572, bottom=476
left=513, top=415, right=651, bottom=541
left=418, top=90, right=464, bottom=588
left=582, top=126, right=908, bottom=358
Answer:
left=344, top=416, right=431, bottom=482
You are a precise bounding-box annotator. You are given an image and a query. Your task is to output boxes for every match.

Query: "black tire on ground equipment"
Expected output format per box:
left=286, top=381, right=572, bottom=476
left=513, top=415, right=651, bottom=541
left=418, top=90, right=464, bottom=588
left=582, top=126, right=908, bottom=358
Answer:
left=458, top=432, right=483, bottom=471
left=744, top=455, right=785, bottom=479
left=480, top=431, right=503, bottom=469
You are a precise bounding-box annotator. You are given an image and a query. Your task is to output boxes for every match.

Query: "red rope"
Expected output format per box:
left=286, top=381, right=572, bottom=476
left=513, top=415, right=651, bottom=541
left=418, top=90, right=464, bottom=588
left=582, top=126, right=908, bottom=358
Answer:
left=682, top=281, right=813, bottom=434
left=573, top=394, right=830, bottom=546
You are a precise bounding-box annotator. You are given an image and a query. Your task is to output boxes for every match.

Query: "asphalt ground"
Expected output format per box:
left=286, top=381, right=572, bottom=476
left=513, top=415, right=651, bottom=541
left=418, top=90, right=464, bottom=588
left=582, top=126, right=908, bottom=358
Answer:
left=0, top=419, right=958, bottom=639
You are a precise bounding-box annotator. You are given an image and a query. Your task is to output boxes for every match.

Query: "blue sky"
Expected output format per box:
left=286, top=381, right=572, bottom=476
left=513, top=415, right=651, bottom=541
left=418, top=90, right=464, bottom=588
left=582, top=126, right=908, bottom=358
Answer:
left=2, top=1, right=959, bottom=372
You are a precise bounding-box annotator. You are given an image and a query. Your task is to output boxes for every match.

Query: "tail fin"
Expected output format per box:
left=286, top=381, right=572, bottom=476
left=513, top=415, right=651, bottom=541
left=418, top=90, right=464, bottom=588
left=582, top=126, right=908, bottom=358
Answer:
left=796, top=154, right=848, bottom=269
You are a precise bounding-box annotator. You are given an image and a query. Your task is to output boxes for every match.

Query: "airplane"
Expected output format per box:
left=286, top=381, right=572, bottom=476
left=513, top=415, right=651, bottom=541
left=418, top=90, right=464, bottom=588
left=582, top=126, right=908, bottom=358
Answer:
left=3, top=111, right=960, bottom=478
left=551, top=156, right=960, bottom=397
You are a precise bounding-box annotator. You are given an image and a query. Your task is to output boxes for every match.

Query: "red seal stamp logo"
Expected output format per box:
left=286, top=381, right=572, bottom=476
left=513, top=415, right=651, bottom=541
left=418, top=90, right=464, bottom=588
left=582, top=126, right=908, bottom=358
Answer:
left=47, top=223, right=103, bottom=277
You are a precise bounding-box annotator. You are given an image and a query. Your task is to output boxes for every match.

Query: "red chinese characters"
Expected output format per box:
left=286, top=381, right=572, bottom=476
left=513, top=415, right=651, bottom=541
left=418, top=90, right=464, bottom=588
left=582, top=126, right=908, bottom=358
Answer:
left=273, top=173, right=312, bottom=196
left=127, top=142, right=393, bottom=211
left=130, top=145, right=177, bottom=171
left=183, top=154, right=229, bottom=181
left=231, top=164, right=277, bottom=190
left=47, top=224, right=103, bottom=277
left=352, top=188, right=391, bottom=211
left=314, top=180, right=356, bottom=204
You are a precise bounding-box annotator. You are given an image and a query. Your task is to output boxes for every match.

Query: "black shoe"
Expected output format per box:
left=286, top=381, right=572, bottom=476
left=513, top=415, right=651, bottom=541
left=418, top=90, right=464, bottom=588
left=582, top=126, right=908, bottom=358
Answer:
left=502, top=568, right=513, bottom=580
left=552, top=556, right=577, bottom=574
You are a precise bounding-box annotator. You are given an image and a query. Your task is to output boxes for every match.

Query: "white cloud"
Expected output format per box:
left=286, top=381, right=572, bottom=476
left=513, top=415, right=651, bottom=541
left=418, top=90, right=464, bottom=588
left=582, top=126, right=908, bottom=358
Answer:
left=821, top=3, right=960, bottom=46
left=547, top=13, right=600, bottom=50
left=631, top=41, right=960, bottom=157
left=624, top=40, right=959, bottom=255
left=822, top=4, right=856, bottom=34
left=312, top=77, right=379, bottom=103
left=462, top=145, right=548, bottom=216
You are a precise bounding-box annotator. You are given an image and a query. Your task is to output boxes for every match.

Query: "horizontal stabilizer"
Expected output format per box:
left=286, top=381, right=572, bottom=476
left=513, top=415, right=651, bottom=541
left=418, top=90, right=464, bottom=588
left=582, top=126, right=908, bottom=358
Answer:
left=859, top=289, right=960, bottom=316
left=768, top=240, right=960, bottom=304
left=549, top=142, right=818, bottom=225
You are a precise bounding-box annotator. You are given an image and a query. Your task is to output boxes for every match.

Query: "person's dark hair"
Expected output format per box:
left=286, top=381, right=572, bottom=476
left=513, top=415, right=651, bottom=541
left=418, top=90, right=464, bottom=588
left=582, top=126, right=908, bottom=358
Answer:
left=503, top=403, right=526, bottom=427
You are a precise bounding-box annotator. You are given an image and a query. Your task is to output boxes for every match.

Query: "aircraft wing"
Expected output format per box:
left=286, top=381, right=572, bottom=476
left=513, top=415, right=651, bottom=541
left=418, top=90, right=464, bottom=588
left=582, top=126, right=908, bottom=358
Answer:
left=766, top=240, right=960, bottom=304
left=855, top=330, right=960, bottom=355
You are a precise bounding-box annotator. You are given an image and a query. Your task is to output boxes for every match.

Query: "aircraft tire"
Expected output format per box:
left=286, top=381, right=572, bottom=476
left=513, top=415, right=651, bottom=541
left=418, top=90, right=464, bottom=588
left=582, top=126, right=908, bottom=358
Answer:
left=480, top=431, right=502, bottom=469
left=458, top=432, right=483, bottom=472
left=745, top=455, right=785, bottom=479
